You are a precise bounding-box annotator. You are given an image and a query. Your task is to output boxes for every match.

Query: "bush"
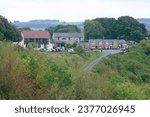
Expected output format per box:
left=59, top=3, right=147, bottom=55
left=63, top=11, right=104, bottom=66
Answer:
left=141, top=73, right=150, bottom=83
left=113, top=82, right=145, bottom=99
left=74, top=46, right=86, bottom=57
left=140, top=40, right=150, bottom=55
left=1, top=40, right=150, bottom=99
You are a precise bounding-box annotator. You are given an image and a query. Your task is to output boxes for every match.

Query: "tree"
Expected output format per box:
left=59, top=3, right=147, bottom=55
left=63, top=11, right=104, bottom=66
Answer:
left=74, top=46, right=86, bottom=57
left=0, top=16, right=6, bottom=39
left=0, top=15, right=22, bottom=42
left=84, top=20, right=104, bottom=40
left=84, top=16, right=147, bottom=42
left=113, top=82, right=145, bottom=99
left=94, top=18, right=117, bottom=39
left=4, top=23, right=22, bottom=42
left=46, top=27, right=54, bottom=36
left=46, top=24, right=81, bottom=36
left=19, top=27, right=31, bottom=32
left=116, top=16, right=147, bottom=41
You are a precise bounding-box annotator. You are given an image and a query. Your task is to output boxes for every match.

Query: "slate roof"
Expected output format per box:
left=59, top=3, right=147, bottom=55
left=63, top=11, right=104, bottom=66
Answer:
left=53, top=33, right=83, bottom=38
left=89, top=39, right=126, bottom=43
left=22, top=31, right=50, bottom=39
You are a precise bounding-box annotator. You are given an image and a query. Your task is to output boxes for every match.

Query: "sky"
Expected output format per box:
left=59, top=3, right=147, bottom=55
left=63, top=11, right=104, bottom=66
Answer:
left=0, top=0, right=150, bottom=22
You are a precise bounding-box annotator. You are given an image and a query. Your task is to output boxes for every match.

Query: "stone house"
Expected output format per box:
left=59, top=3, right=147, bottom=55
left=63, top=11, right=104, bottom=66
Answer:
left=88, top=39, right=126, bottom=49
left=53, top=33, right=84, bottom=45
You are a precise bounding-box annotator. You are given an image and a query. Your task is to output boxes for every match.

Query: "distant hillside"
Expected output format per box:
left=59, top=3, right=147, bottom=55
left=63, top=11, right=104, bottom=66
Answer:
left=137, top=18, right=150, bottom=32
left=13, top=20, right=84, bottom=30
left=13, top=18, right=150, bottom=32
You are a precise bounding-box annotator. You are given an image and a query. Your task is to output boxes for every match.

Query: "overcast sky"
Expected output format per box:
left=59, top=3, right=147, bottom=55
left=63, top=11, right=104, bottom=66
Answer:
left=0, top=0, right=150, bottom=22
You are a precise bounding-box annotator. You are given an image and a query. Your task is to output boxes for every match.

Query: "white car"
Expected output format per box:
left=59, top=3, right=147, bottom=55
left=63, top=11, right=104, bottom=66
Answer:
left=68, top=49, right=74, bottom=53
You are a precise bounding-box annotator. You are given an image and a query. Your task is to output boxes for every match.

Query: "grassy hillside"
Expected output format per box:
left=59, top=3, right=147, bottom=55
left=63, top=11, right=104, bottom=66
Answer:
left=0, top=40, right=150, bottom=100
left=75, top=40, right=150, bottom=100
left=0, top=41, right=101, bottom=99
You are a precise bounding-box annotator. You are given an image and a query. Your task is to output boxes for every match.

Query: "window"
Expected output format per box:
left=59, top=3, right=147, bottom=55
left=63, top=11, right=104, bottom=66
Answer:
left=62, top=38, right=66, bottom=40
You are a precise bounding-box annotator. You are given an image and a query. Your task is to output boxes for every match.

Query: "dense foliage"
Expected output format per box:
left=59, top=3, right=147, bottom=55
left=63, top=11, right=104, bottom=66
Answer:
left=0, top=41, right=101, bottom=99
left=0, top=40, right=150, bottom=99
left=0, top=15, right=21, bottom=42
left=46, top=24, right=81, bottom=36
left=72, top=40, right=150, bottom=100
left=84, top=16, right=147, bottom=42
left=84, top=20, right=105, bottom=39
left=19, top=27, right=31, bottom=31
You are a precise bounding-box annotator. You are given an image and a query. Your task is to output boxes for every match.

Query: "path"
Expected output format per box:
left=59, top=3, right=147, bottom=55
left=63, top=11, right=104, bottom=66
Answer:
left=84, top=50, right=121, bottom=72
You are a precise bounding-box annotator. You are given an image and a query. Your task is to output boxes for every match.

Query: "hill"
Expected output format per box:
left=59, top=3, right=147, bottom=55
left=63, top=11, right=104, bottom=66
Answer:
left=13, top=20, right=84, bottom=30
left=13, top=18, right=150, bottom=32
left=0, top=40, right=150, bottom=99
left=91, top=40, right=150, bottom=99
left=137, top=18, right=150, bottom=32
left=0, top=41, right=101, bottom=99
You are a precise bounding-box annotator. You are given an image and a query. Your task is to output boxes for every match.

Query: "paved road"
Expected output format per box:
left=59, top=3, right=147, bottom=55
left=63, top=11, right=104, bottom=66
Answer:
left=84, top=50, right=121, bottom=72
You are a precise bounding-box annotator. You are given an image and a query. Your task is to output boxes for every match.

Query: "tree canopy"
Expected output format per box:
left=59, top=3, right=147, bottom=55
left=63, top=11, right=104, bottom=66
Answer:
left=84, top=16, right=147, bottom=42
left=94, top=18, right=117, bottom=39
left=84, top=20, right=104, bottom=40
left=0, top=15, right=22, bottom=42
left=46, top=24, right=81, bottom=36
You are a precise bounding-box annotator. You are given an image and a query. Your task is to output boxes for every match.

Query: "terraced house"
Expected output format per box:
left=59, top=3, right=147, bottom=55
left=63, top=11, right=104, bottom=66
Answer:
left=88, top=39, right=127, bottom=49
left=53, top=33, right=84, bottom=44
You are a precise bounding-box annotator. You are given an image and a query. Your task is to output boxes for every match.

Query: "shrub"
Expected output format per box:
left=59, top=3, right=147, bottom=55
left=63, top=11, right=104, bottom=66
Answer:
left=113, top=82, right=145, bottom=99
left=74, top=46, right=86, bottom=57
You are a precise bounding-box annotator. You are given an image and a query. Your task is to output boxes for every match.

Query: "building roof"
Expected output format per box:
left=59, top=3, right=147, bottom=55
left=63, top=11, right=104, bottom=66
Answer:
left=22, top=30, right=50, bottom=39
left=89, top=39, right=126, bottom=43
left=53, top=33, right=83, bottom=38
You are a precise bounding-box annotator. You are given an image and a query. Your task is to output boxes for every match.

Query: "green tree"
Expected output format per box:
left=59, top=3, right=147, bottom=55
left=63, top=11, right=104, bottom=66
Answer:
left=19, top=27, right=31, bottom=32
left=94, top=18, right=117, bottom=39
left=116, top=16, right=147, bottom=41
left=113, top=82, right=145, bottom=99
left=46, top=24, right=81, bottom=36
left=0, top=15, right=22, bottom=42
left=84, top=20, right=104, bottom=40
left=74, top=46, right=86, bottom=57
left=84, top=16, right=147, bottom=41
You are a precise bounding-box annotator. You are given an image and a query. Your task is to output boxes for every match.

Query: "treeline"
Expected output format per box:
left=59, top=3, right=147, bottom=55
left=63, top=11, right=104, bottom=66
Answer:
left=1, top=15, right=147, bottom=43
left=84, top=16, right=147, bottom=42
left=46, top=25, right=81, bottom=36
left=0, top=15, right=21, bottom=42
